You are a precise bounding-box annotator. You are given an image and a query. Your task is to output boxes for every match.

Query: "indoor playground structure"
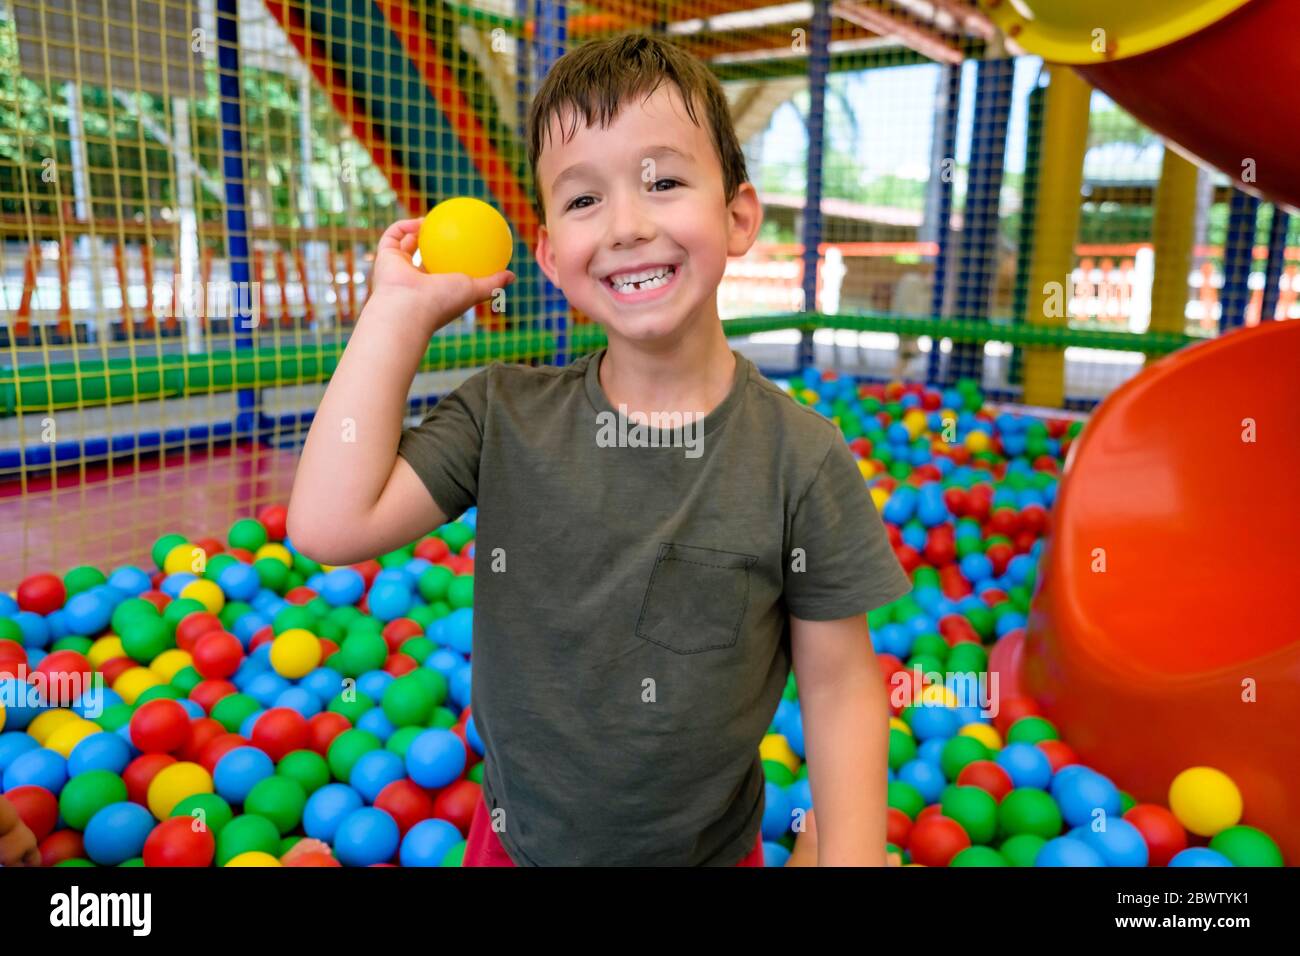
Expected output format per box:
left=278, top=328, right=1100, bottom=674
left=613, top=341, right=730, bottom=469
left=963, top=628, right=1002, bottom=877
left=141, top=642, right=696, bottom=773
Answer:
left=0, top=0, right=1296, bottom=869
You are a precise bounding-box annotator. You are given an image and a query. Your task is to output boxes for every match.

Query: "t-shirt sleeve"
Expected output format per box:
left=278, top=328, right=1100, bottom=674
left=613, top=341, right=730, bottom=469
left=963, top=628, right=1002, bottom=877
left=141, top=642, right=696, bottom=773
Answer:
left=395, top=366, right=492, bottom=522
left=783, top=433, right=912, bottom=620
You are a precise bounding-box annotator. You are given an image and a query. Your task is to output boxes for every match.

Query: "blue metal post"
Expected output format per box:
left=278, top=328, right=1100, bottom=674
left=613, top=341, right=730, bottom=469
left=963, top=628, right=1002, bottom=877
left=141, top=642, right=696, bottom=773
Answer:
left=1259, top=204, right=1289, bottom=323
left=515, top=0, right=531, bottom=140
left=534, top=0, right=569, bottom=364
left=946, top=56, right=1013, bottom=386
left=799, top=0, right=832, bottom=372
left=1219, top=188, right=1260, bottom=331
left=216, top=0, right=266, bottom=443
left=925, top=62, right=961, bottom=386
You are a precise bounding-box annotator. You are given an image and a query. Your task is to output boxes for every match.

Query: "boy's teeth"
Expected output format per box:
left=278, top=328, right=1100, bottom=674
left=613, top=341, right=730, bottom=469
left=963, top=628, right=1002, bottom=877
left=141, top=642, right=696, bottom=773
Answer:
left=609, top=265, right=675, bottom=291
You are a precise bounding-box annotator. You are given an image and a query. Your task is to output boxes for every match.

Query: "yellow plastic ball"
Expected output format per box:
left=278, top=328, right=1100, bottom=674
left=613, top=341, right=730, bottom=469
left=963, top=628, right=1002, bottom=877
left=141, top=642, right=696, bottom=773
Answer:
left=225, top=851, right=282, bottom=867
left=270, top=629, right=323, bottom=680
left=150, top=649, right=193, bottom=683
left=27, top=708, right=79, bottom=745
left=45, top=719, right=102, bottom=758
left=113, top=667, right=163, bottom=705
left=759, top=734, right=801, bottom=775
left=959, top=723, right=1002, bottom=751
left=254, top=543, right=293, bottom=567
left=88, top=636, right=126, bottom=669
left=889, top=717, right=912, bottom=736
left=919, top=683, right=960, bottom=708
left=418, top=197, right=513, bottom=279
left=902, top=409, right=927, bottom=439
left=1168, top=766, right=1243, bottom=837
left=181, top=579, right=224, bottom=615
left=857, top=459, right=876, bottom=480
left=164, top=542, right=206, bottom=576
left=148, top=761, right=215, bottom=820
left=870, top=486, right=890, bottom=512
left=965, top=430, right=991, bottom=454
left=800, top=389, right=820, bottom=405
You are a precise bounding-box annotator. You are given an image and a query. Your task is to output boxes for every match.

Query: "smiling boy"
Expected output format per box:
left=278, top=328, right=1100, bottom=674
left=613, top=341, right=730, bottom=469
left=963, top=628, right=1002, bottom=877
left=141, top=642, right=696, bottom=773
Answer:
left=288, top=32, right=909, bottom=866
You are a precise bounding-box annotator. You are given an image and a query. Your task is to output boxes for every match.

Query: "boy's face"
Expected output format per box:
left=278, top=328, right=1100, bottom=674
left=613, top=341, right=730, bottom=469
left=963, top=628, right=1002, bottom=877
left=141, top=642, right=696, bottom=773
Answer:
left=534, top=84, right=761, bottom=347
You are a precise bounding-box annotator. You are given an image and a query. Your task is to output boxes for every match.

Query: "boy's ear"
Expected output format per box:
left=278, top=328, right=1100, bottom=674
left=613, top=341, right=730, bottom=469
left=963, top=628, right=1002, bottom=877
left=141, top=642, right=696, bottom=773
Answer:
left=726, top=182, right=763, bottom=258
left=535, top=223, right=561, bottom=287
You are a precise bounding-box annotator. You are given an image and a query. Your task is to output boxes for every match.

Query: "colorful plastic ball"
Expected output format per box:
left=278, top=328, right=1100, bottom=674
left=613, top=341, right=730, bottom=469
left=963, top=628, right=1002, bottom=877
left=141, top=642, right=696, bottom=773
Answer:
left=129, top=698, right=191, bottom=754
left=897, top=759, right=945, bottom=804
left=66, top=732, right=132, bottom=776
left=380, top=674, right=437, bottom=728
left=225, top=850, right=282, bottom=867
left=373, top=779, right=437, bottom=835
left=5, top=784, right=59, bottom=841
left=1122, top=803, right=1187, bottom=867
left=332, top=807, right=401, bottom=867
left=146, top=761, right=214, bottom=820
left=250, top=707, right=310, bottom=762
left=216, top=814, right=281, bottom=866
left=994, top=741, right=1053, bottom=790
left=1168, top=847, right=1234, bottom=867
left=1168, top=766, right=1242, bottom=837
left=18, top=572, right=66, bottom=615
left=399, top=817, right=464, bottom=867
left=1080, top=817, right=1149, bottom=867
left=143, top=815, right=216, bottom=867
left=404, top=729, right=466, bottom=789
left=4, top=747, right=67, bottom=794
left=940, top=786, right=999, bottom=845
left=1035, top=836, right=1105, bottom=867
left=908, top=814, right=971, bottom=867
left=1209, top=826, right=1283, bottom=867
left=59, top=769, right=129, bottom=830
left=327, top=730, right=382, bottom=785
left=170, top=792, right=234, bottom=840
left=1000, top=833, right=1047, bottom=867
left=244, top=776, right=307, bottom=835
left=1051, top=765, right=1121, bottom=828
left=45, top=719, right=102, bottom=758
left=192, top=631, right=245, bottom=681
left=213, top=746, right=275, bottom=804
left=418, top=197, right=512, bottom=279
left=998, top=787, right=1063, bottom=840
left=950, top=846, right=1008, bottom=866
left=349, top=750, right=407, bottom=804
left=320, top=568, right=366, bottom=607
left=303, top=783, right=364, bottom=843
left=270, top=629, right=322, bottom=679
left=83, top=801, right=156, bottom=865
left=276, top=749, right=331, bottom=797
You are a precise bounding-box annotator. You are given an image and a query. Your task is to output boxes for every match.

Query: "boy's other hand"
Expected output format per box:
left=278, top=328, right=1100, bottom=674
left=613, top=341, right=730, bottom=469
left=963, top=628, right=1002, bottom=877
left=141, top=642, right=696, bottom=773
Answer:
left=0, top=795, right=41, bottom=867
left=370, top=218, right=515, bottom=334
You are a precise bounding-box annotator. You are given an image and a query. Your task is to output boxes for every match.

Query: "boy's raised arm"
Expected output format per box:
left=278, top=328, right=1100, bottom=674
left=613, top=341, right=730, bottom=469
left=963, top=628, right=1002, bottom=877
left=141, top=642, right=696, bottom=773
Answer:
left=287, top=218, right=513, bottom=566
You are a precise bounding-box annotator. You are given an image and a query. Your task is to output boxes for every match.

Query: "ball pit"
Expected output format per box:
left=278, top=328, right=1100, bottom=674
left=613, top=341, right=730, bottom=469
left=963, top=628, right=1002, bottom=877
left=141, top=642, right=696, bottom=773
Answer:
left=0, top=377, right=1287, bottom=868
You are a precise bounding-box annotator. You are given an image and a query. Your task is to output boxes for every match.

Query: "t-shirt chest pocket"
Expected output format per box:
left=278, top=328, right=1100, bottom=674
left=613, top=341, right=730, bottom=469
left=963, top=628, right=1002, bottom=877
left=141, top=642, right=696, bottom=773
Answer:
left=635, top=543, right=759, bottom=654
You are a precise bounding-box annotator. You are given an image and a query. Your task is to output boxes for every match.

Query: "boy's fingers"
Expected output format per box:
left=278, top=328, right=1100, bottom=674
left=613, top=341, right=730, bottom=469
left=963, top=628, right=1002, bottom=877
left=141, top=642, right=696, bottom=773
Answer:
left=378, top=218, right=423, bottom=249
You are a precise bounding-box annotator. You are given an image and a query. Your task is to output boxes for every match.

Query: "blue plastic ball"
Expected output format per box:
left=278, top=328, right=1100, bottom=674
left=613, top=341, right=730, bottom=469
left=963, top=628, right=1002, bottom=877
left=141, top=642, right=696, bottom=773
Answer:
left=898, top=758, right=946, bottom=804
left=761, top=782, right=792, bottom=840
left=0, top=733, right=40, bottom=774
left=3, top=746, right=67, bottom=794
left=1052, top=766, right=1121, bottom=828
left=1081, top=818, right=1149, bottom=866
left=303, top=783, right=363, bottom=843
left=67, top=732, right=133, bottom=777
left=1035, top=836, right=1106, bottom=867
left=996, top=742, right=1053, bottom=790
left=763, top=841, right=790, bottom=867
left=367, top=580, right=413, bottom=622
left=83, top=801, right=155, bottom=865
left=213, top=746, right=275, bottom=804
left=405, top=729, right=466, bottom=789
left=1169, top=847, right=1234, bottom=867
left=332, top=807, right=400, bottom=866
left=399, top=818, right=463, bottom=867
left=349, top=750, right=406, bottom=804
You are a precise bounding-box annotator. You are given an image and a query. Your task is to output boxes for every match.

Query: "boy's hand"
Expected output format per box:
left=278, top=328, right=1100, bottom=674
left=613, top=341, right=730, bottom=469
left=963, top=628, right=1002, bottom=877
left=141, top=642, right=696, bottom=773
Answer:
left=0, top=796, right=41, bottom=867
left=370, top=218, right=515, bottom=335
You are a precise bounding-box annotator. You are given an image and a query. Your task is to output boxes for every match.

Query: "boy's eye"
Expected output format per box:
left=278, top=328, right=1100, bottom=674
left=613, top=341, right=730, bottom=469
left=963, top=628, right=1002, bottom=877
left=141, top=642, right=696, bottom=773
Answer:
left=565, top=195, right=595, bottom=212
left=651, top=178, right=681, bottom=191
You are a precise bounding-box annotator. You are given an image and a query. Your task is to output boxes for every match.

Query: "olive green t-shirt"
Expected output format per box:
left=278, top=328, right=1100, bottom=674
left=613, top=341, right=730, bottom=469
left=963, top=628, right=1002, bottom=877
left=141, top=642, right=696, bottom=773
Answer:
left=396, top=346, right=910, bottom=865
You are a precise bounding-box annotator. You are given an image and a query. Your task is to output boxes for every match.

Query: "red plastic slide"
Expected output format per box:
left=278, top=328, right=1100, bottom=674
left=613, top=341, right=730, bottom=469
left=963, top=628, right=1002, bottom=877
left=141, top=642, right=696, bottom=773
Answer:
left=995, top=319, right=1300, bottom=861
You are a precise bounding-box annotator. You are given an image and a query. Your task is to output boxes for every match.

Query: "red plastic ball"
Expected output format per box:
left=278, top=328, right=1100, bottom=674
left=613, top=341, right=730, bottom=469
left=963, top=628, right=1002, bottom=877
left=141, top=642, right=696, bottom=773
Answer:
left=143, top=815, right=216, bottom=867
left=175, top=614, right=223, bottom=653
left=284, top=586, right=317, bottom=606
left=431, top=779, right=481, bottom=836
left=284, top=850, right=342, bottom=867
left=256, top=504, right=289, bottom=541
left=382, top=619, right=423, bottom=654
left=39, top=829, right=85, bottom=867
left=32, top=650, right=93, bottom=706
left=176, top=717, right=226, bottom=762
left=415, top=537, right=451, bottom=563
left=193, top=537, right=225, bottom=558
left=5, top=785, right=59, bottom=842
left=17, top=573, right=66, bottom=615
left=307, top=712, right=351, bottom=756
left=1036, top=739, right=1080, bottom=773
left=251, top=707, right=310, bottom=762
left=374, top=779, right=438, bottom=835
left=248, top=628, right=276, bottom=654
left=1125, top=804, right=1189, bottom=867
left=129, top=698, right=192, bottom=753
left=123, top=753, right=177, bottom=806
left=956, top=760, right=1015, bottom=801
left=886, top=806, right=913, bottom=848
left=190, top=679, right=238, bottom=714
left=191, top=631, right=244, bottom=680
left=908, top=814, right=971, bottom=867
left=383, top=653, right=418, bottom=677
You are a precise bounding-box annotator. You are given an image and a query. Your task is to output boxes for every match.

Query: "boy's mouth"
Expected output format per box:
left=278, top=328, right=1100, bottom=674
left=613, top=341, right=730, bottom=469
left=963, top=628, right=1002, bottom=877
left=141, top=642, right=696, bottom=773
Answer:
left=601, top=262, right=681, bottom=302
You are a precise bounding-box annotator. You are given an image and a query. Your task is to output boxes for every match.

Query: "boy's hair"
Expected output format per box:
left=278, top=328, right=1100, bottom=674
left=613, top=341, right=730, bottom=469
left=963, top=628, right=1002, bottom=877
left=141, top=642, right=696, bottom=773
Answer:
left=525, top=32, right=749, bottom=225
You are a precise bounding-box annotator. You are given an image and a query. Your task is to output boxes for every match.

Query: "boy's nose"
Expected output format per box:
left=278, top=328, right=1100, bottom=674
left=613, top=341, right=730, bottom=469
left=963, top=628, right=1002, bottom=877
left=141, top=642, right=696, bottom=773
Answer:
left=606, top=190, right=656, bottom=248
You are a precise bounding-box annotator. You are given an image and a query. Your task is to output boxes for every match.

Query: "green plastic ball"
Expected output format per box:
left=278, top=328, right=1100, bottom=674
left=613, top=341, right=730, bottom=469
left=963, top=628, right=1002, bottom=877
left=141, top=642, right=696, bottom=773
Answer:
left=216, top=814, right=281, bottom=866
left=244, top=776, right=307, bottom=835
left=888, top=728, right=917, bottom=770
left=171, top=793, right=235, bottom=839
left=950, top=845, right=1007, bottom=867
left=888, top=781, right=926, bottom=820
left=1000, top=833, right=1047, bottom=867
left=941, top=785, right=999, bottom=844
left=382, top=674, right=436, bottom=727
left=1006, top=716, right=1059, bottom=745
left=277, top=750, right=331, bottom=796
left=940, top=735, right=991, bottom=782
left=998, top=788, right=1063, bottom=840
left=228, top=518, right=269, bottom=552
left=327, top=729, right=382, bottom=783
left=210, top=693, right=262, bottom=733
left=446, top=575, right=474, bottom=609
left=59, top=770, right=128, bottom=830
left=1209, top=826, right=1284, bottom=867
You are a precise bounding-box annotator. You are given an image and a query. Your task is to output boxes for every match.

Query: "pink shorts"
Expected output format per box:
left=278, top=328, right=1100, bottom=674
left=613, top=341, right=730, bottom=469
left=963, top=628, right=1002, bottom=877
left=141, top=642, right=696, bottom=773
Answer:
left=462, top=794, right=766, bottom=867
